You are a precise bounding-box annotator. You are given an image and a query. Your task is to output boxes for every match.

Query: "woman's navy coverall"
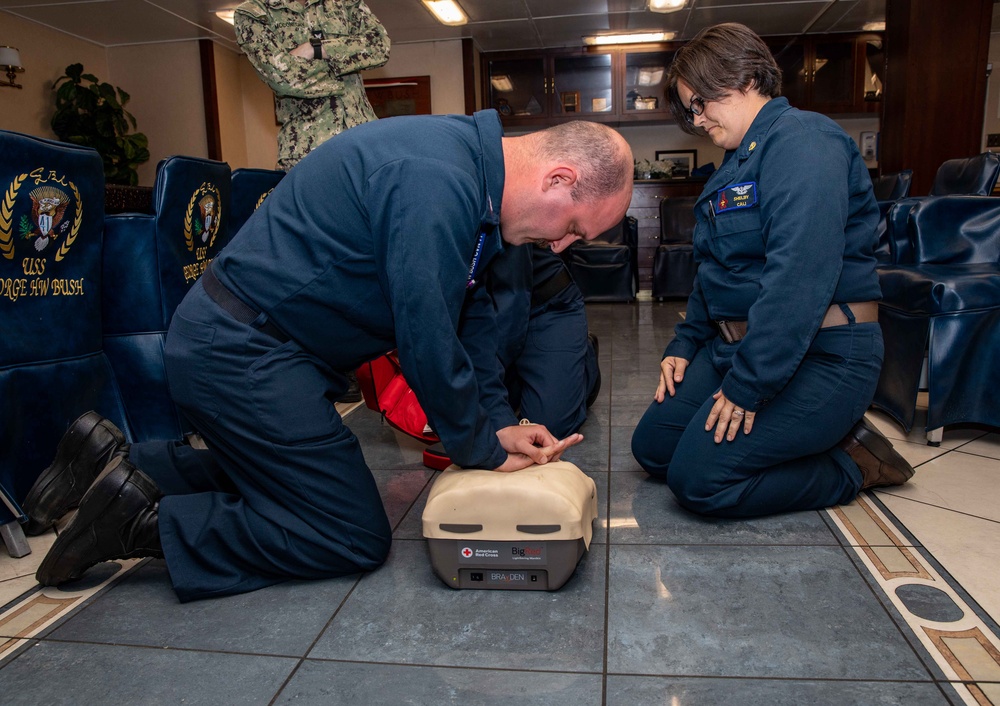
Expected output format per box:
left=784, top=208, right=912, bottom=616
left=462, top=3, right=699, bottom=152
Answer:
left=131, top=110, right=519, bottom=600
left=630, top=97, right=885, bottom=518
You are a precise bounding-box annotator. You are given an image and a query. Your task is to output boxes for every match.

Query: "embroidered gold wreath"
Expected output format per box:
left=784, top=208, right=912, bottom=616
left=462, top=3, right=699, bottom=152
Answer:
left=0, top=173, right=26, bottom=260
left=254, top=189, right=273, bottom=211
left=55, top=181, right=83, bottom=262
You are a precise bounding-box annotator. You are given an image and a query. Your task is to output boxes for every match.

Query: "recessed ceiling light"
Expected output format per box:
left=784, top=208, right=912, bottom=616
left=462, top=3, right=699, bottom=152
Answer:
left=583, top=32, right=673, bottom=46
left=648, top=0, right=687, bottom=13
left=422, top=0, right=468, bottom=26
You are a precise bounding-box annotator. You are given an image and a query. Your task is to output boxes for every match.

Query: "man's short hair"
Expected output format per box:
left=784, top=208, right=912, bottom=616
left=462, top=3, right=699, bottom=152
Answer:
left=536, top=121, right=633, bottom=203
left=666, top=23, right=782, bottom=135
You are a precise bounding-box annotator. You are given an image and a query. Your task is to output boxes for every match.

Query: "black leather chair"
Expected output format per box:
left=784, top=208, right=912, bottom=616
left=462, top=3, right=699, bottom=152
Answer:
left=102, top=155, right=232, bottom=443
left=562, top=216, right=638, bottom=302
left=872, top=169, right=913, bottom=201
left=872, top=170, right=914, bottom=263
left=0, top=129, right=131, bottom=551
left=230, top=167, right=285, bottom=236
left=873, top=195, right=1000, bottom=443
left=652, top=196, right=698, bottom=299
left=929, top=152, right=1000, bottom=196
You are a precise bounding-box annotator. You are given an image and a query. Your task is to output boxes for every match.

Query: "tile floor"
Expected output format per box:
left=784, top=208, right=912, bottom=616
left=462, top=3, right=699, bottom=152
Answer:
left=1, top=301, right=999, bottom=705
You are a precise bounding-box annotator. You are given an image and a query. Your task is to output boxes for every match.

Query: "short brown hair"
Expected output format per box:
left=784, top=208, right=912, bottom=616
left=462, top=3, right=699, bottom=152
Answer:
left=666, top=23, right=782, bottom=135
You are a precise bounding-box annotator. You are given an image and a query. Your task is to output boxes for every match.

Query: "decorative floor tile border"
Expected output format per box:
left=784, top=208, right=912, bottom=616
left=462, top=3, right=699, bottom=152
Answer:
left=829, top=495, right=1000, bottom=706
left=0, top=559, right=144, bottom=663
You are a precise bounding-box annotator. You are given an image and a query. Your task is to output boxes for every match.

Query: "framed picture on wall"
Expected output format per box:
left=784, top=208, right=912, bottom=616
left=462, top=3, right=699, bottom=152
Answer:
left=654, top=150, right=697, bottom=179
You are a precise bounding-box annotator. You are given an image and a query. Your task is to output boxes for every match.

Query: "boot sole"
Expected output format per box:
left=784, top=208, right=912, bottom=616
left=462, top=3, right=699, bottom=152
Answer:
left=35, top=458, right=151, bottom=586
left=22, top=413, right=121, bottom=535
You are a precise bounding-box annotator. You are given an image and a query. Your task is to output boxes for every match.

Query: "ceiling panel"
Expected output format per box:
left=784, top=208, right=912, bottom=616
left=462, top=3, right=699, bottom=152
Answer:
left=688, top=2, right=831, bottom=37
left=0, top=0, right=893, bottom=54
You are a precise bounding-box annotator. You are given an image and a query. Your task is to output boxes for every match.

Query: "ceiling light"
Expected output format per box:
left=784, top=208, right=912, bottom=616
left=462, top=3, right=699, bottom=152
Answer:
left=422, top=0, right=468, bottom=26
left=863, top=21, right=886, bottom=32
left=648, top=0, right=687, bottom=13
left=490, top=75, right=513, bottom=92
left=215, top=9, right=235, bottom=25
left=583, top=32, right=672, bottom=46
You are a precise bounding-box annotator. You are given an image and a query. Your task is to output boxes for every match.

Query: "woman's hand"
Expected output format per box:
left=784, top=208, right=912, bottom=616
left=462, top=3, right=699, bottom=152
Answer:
left=655, top=356, right=689, bottom=402
left=705, top=390, right=756, bottom=443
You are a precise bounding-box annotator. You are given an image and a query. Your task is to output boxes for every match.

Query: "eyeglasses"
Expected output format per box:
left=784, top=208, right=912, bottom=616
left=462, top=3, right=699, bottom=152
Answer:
left=683, top=96, right=705, bottom=124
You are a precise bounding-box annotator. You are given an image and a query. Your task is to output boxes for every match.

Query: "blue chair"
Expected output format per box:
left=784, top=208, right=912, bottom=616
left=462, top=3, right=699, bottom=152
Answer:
left=873, top=195, right=1000, bottom=443
left=929, top=153, right=1000, bottom=196
left=230, top=167, right=284, bottom=236
left=0, top=130, right=131, bottom=551
left=562, top=216, right=638, bottom=302
left=872, top=170, right=913, bottom=264
left=652, top=196, right=698, bottom=299
left=102, top=155, right=232, bottom=443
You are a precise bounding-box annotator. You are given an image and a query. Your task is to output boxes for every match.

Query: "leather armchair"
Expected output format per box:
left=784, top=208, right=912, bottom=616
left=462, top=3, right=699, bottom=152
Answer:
left=872, top=169, right=913, bottom=201
left=103, top=155, right=232, bottom=443
left=929, top=153, right=1000, bottom=196
left=873, top=195, right=1000, bottom=443
left=0, top=130, right=131, bottom=536
left=562, top=216, right=638, bottom=302
left=652, top=196, right=699, bottom=299
left=230, top=167, right=284, bottom=236
left=872, top=170, right=913, bottom=264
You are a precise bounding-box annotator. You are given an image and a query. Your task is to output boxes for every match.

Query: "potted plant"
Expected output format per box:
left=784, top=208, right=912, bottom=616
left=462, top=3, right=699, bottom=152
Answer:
left=50, top=63, right=150, bottom=186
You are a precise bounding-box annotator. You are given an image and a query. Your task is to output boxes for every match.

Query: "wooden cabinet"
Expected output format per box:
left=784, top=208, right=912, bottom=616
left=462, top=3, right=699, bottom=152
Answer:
left=629, top=180, right=706, bottom=291
left=482, top=33, right=884, bottom=128
left=769, top=33, right=883, bottom=115
left=484, top=45, right=679, bottom=128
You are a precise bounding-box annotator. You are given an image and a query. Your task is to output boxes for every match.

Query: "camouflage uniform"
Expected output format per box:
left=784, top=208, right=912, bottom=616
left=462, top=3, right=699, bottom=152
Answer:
left=235, top=0, right=389, bottom=171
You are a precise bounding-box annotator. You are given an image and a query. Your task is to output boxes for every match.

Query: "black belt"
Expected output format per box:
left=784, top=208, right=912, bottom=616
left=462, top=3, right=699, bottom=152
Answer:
left=531, top=268, right=573, bottom=309
left=201, top=264, right=289, bottom=343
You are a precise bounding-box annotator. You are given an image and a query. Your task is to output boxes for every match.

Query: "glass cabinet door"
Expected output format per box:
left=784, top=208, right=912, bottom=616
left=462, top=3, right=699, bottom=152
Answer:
left=552, top=53, right=613, bottom=116
left=771, top=41, right=807, bottom=108
left=811, top=39, right=855, bottom=108
left=487, top=57, right=547, bottom=118
left=623, top=50, right=671, bottom=115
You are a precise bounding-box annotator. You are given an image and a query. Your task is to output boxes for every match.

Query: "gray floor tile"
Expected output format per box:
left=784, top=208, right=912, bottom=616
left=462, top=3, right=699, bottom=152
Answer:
left=0, top=640, right=296, bottom=705
left=605, top=675, right=951, bottom=705
left=276, top=660, right=603, bottom=706
left=47, top=561, right=357, bottom=656
left=608, top=471, right=839, bottom=545
left=309, top=539, right=606, bottom=672
left=371, top=467, right=435, bottom=530
left=606, top=544, right=933, bottom=679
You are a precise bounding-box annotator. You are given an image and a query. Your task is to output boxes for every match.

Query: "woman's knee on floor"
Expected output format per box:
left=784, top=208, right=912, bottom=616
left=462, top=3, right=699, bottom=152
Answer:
left=631, top=421, right=670, bottom=478
left=665, top=455, right=741, bottom=517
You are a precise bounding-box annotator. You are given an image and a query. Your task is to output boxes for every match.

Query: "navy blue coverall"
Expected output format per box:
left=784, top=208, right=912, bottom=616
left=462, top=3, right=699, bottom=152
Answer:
left=131, top=111, right=519, bottom=600
left=630, top=97, right=884, bottom=518
left=484, top=244, right=599, bottom=438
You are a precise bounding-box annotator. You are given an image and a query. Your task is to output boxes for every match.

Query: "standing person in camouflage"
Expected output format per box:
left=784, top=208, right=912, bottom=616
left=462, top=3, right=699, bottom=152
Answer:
left=235, top=0, right=390, bottom=171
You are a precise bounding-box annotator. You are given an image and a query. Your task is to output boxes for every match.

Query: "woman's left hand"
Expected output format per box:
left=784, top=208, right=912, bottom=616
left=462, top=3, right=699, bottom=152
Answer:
left=705, top=390, right=756, bottom=443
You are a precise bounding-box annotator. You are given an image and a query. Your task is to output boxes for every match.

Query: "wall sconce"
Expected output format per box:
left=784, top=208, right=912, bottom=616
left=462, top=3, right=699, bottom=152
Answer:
left=422, top=0, right=468, bottom=26
left=0, top=46, right=24, bottom=89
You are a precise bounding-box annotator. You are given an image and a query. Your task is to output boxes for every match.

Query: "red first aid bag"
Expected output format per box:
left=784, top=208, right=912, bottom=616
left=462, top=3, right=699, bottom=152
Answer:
left=355, top=351, right=440, bottom=444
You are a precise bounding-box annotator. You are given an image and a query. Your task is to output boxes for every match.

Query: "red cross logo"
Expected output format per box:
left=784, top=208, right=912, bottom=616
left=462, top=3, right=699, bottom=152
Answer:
left=461, top=547, right=473, bottom=558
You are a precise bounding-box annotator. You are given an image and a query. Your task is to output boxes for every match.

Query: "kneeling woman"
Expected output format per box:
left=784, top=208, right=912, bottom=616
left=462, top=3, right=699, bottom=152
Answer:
left=631, top=23, right=913, bottom=518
